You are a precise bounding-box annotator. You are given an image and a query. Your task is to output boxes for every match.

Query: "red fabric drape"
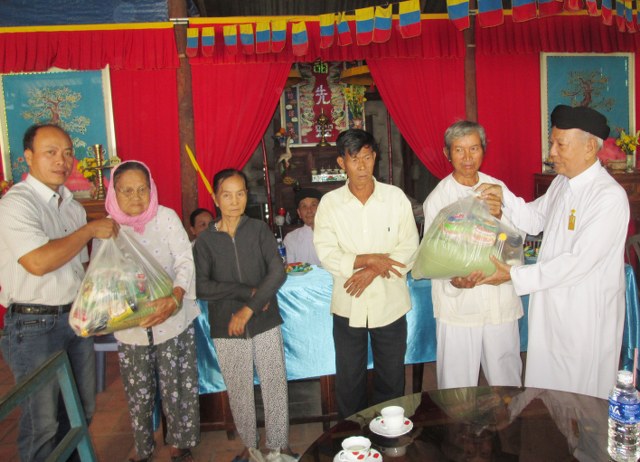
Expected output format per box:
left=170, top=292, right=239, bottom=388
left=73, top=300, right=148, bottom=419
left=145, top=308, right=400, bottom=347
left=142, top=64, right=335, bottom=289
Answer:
left=368, top=57, right=466, bottom=179
left=110, top=69, right=183, bottom=215
left=476, top=53, right=541, bottom=201
left=191, top=62, right=291, bottom=210
left=0, top=27, right=179, bottom=72
left=188, top=19, right=465, bottom=65
left=476, top=14, right=640, bottom=54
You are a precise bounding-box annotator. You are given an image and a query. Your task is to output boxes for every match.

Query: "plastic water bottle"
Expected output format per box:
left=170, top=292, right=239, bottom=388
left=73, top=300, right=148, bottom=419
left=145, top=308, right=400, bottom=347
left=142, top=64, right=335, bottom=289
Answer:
left=608, top=370, right=640, bottom=462
left=276, top=237, right=286, bottom=264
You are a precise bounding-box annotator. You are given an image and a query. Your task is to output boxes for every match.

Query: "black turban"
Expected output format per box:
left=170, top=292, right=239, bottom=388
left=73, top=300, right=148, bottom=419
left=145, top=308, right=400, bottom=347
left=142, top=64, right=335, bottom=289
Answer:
left=294, top=188, right=323, bottom=208
left=550, top=104, right=610, bottom=139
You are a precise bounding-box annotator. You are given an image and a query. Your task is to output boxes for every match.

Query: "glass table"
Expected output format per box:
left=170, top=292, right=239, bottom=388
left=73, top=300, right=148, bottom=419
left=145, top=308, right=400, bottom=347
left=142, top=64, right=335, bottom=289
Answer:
left=299, top=386, right=609, bottom=462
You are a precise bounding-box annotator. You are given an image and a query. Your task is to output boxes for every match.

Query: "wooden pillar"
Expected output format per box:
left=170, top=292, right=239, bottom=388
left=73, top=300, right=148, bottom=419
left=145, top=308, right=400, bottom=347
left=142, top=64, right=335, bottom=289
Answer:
left=464, top=9, right=478, bottom=122
left=168, top=0, right=198, bottom=229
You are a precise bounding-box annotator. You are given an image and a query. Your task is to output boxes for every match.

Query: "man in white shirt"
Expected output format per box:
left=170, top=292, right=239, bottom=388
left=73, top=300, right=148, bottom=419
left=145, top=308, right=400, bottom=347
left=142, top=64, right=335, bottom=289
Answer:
left=422, top=121, right=523, bottom=390
left=0, top=124, right=118, bottom=461
left=314, top=129, right=419, bottom=418
left=477, top=105, right=629, bottom=399
left=283, top=188, right=322, bottom=265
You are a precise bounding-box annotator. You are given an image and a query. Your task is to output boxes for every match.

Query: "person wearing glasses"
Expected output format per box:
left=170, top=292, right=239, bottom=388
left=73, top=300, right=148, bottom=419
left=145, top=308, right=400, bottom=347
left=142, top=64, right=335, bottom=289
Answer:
left=0, top=123, right=119, bottom=462
left=99, top=160, right=200, bottom=462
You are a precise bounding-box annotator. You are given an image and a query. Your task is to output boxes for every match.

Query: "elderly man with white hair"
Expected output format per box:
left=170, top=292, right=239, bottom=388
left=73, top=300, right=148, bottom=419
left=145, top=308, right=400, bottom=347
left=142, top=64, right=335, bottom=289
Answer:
left=476, top=104, right=629, bottom=399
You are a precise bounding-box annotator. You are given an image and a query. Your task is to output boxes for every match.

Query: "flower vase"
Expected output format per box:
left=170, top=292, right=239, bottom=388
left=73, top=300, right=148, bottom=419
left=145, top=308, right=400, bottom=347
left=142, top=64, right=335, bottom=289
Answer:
left=351, top=118, right=363, bottom=129
left=626, top=153, right=635, bottom=173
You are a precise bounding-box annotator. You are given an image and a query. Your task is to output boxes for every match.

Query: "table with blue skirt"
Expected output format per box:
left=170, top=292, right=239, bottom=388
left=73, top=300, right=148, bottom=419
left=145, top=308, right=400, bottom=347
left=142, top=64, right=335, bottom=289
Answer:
left=194, top=264, right=640, bottom=428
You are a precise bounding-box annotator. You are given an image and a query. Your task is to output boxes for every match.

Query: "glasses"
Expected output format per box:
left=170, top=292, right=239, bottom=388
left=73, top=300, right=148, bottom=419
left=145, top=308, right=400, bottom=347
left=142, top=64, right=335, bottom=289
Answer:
left=116, top=186, right=149, bottom=199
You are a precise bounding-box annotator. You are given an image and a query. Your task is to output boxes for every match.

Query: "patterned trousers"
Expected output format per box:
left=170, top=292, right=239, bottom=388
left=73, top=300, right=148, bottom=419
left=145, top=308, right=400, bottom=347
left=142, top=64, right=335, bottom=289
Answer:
left=214, top=326, right=289, bottom=450
left=118, top=324, right=200, bottom=458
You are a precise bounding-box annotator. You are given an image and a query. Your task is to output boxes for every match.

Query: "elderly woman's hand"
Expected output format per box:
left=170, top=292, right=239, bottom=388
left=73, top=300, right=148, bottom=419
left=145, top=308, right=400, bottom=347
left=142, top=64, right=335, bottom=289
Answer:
left=139, top=288, right=184, bottom=328
left=228, top=306, right=254, bottom=336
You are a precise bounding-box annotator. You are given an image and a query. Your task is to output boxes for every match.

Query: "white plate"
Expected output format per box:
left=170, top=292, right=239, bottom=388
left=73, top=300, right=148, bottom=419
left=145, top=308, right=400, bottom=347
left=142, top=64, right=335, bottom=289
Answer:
left=369, top=415, right=413, bottom=437
left=333, top=448, right=382, bottom=462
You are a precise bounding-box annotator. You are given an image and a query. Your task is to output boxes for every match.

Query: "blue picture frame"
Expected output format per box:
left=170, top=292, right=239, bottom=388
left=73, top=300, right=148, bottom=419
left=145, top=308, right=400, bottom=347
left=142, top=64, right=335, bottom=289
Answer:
left=0, top=66, right=117, bottom=192
left=540, top=52, right=635, bottom=170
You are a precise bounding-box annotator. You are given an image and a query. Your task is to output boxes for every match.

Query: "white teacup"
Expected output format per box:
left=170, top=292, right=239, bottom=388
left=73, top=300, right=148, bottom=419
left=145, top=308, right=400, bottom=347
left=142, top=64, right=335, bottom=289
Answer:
left=338, top=436, right=371, bottom=461
left=381, top=405, right=405, bottom=432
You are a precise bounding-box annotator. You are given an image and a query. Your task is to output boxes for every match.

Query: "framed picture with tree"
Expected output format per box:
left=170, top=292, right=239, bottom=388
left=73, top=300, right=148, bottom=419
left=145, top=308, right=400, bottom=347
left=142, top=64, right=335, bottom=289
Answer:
left=0, top=66, right=117, bottom=195
left=540, top=53, right=635, bottom=171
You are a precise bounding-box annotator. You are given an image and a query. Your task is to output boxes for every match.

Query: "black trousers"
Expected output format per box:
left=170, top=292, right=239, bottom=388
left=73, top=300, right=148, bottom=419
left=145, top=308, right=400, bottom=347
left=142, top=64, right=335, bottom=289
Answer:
left=333, top=314, right=407, bottom=419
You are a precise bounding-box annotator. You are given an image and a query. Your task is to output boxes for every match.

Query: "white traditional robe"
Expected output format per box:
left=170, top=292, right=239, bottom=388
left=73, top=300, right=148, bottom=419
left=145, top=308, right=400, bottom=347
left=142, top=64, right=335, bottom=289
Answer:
left=502, top=161, right=629, bottom=399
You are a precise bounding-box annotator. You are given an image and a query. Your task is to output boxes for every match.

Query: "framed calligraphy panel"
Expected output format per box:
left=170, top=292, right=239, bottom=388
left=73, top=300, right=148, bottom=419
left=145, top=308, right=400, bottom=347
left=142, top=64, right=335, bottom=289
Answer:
left=280, top=61, right=365, bottom=146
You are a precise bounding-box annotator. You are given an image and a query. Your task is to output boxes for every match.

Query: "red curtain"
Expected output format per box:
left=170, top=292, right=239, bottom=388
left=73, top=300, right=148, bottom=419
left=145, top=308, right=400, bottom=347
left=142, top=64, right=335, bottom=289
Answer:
left=191, top=62, right=291, bottom=210
left=476, top=53, right=541, bottom=201
left=0, top=27, right=178, bottom=72
left=368, top=57, right=466, bottom=179
left=0, top=27, right=182, bottom=212
left=110, top=69, right=182, bottom=215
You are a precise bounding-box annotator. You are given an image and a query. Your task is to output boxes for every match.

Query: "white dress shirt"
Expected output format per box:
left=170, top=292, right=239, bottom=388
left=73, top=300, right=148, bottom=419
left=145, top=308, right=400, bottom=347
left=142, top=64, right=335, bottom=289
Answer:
left=0, top=174, right=88, bottom=306
left=313, top=178, right=419, bottom=328
left=283, top=224, right=321, bottom=265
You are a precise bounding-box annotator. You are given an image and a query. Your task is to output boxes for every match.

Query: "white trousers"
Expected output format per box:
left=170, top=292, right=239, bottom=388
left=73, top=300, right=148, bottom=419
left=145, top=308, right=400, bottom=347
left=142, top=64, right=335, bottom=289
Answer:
left=436, top=320, right=522, bottom=389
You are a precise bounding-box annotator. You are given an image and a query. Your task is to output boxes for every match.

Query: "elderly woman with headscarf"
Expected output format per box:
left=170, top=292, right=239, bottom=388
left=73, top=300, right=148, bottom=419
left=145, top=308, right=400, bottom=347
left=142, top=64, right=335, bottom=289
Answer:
left=98, top=160, right=200, bottom=462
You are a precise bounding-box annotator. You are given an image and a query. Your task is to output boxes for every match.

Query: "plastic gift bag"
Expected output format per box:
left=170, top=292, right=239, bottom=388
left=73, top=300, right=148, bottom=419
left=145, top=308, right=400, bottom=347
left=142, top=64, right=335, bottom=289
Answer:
left=412, top=195, right=524, bottom=280
left=70, top=230, right=174, bottom=337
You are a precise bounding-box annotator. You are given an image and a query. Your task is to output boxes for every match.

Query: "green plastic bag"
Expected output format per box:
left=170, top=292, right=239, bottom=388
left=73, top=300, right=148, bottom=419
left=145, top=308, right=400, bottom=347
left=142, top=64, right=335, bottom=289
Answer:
left=413, top=196, right=523, bottom=280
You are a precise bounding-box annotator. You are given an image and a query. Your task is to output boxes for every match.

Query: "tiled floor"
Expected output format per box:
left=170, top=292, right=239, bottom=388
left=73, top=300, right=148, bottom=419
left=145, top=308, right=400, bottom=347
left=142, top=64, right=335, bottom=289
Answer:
left=0, top=348, right=444, bottom=462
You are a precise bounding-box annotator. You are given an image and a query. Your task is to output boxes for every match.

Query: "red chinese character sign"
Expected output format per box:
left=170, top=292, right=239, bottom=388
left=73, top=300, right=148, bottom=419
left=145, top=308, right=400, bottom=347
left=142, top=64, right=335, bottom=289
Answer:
left=280, top=61, right=365, bottom=146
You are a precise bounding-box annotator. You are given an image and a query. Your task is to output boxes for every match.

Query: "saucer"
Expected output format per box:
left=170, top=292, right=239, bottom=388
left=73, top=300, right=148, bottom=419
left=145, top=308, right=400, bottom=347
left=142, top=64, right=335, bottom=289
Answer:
left=369, top=415, right=413, bottom=437
left=333, top=448, right=382, bottom=462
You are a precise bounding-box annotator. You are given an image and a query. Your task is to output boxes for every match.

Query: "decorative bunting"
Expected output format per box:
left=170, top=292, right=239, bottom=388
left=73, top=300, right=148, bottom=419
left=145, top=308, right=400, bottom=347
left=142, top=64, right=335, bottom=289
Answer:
left=240, top=23, right=255, bottom=54
left=601, top=0, right=613, bottom=25
left=445, top=0, right=470, bottom=31
left=186, top=27, right=199, bottom=58
left=271, top=19, right=287, bottom=52
left=625, top=0, right=636, bottom=32
left=291, top=21, right=308, bottom=56
left=538, top=0, right=564, bottom=17
left=201, top=27, right=214, bottom=57
left=477, top=0, right=504, bottom=27
left=615, top=0, right=626, bottom=32
left=319, top=13, right=335, bottom=48
left=355, top=7, right=375, bottom=46
left=585, top=0, right=599, bottom=15
left=337, top=13, right=353, bottom=46
left=373, top=5, right=393, bottom=43
left=511, top=0, right=537, bottom=22
left=256, top=21, right=270, bottom=54
left=399, top=0, right=422, bottom=37
left=563, top=0, right=582, bottom=12
left=223, top=25, right=238, bottom=54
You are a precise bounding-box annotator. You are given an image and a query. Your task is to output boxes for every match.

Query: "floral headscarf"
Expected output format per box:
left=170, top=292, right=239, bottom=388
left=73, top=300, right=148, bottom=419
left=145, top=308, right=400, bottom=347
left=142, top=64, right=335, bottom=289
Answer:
left=105, top=160, right=159, bottom=234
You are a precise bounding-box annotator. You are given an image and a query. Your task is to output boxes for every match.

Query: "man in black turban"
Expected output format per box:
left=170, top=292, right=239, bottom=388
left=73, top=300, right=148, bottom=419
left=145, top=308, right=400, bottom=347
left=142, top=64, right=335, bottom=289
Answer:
left=475, top=104, right=629, bottom=400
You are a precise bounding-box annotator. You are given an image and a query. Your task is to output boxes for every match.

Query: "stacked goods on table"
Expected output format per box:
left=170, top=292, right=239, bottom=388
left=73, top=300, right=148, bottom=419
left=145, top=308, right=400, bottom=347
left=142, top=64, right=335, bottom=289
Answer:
left=285, top=262, right=312, bottom=275
left=413, top=196, right=524, bottom=280
left=70, top=231, right=173, bottom=336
